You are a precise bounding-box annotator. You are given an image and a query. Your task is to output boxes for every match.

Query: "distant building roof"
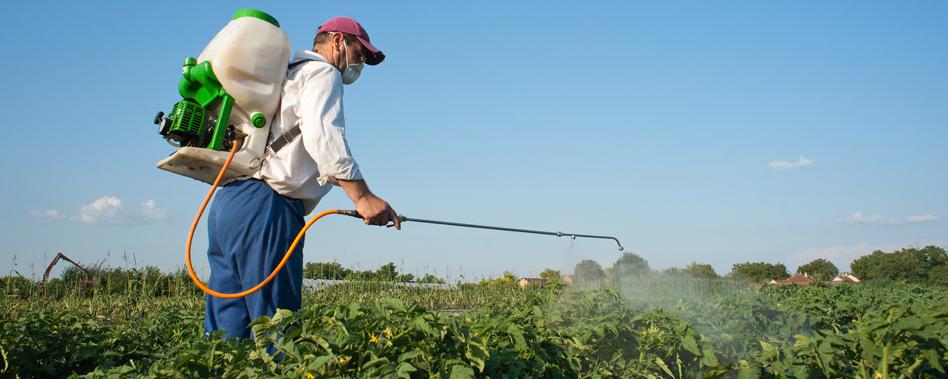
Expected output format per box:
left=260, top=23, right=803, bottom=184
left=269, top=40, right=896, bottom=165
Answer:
left=770, top=272, right=813, bottom=286
left=787, top=272, right=813, bottom=285
left=832, top=273, right=861, bottom=283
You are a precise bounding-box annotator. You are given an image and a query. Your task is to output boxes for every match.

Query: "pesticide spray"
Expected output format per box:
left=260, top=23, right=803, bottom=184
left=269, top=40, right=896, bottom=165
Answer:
left=149, top=9, right=624, bottom=299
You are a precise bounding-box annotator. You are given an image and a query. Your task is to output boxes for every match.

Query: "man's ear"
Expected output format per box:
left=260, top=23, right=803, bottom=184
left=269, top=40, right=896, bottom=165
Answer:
left=331, top=32, right=344, bottom=47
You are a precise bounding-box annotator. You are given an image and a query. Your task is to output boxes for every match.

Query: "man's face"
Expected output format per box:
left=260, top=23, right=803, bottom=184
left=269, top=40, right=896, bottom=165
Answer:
left=332, top=33, right=367, bottom=70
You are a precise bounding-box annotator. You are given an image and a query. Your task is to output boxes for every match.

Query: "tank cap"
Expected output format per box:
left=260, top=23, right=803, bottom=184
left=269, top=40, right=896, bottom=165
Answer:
left=232, top=9, right=280, bottom=27
left=250, top=112, right=266, bottom=128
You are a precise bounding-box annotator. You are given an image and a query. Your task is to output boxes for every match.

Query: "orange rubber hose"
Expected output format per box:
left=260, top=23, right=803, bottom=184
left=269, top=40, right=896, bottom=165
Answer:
left=184, top=140, right=343, bottom=299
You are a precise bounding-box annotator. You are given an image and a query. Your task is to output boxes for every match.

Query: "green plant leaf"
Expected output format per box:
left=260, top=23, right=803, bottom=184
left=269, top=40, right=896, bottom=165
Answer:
left=655, top=357, right=674, bottom=378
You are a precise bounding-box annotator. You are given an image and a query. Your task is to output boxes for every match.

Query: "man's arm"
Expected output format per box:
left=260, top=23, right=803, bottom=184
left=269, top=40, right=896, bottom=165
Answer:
left=336, top=178, right=401, bottom=229
left=297, top=65, right=363, bottom=186
left=295, top=65, right=400, bottom=229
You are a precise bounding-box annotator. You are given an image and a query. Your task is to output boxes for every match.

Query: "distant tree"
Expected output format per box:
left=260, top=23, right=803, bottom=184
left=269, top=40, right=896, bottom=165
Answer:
left=338, top=262, right=408, bottom=282
left=609, top=252, right=651, bottom=279
left=684, top=262, right=719, bottom=279
left=62, top=265, right=96, bottom=286
left=851, top=246, right=947, bottom=284
left=479, top=271, right=518, bottom=287
left=797, top=259, right=839, bottom=283
left=417, top=273, right=446, bottom=284
left=928, top=265, right=948, bottom=287
left=501, top=271, right=517, bottom=283
left=539, top=268, right=561, bottom=281
left=375, top=262, right=399, bottom=281
left=574, top=260, right=605, bottom=286
left=397, top=273, right=416, bottom=283
left=306, top=261, right=427, bottom=283
left=303, top=261, right=352, bottom=280
left=1, top=275, right=35, bottom=296
left=729, top=262, right=789, bottom=283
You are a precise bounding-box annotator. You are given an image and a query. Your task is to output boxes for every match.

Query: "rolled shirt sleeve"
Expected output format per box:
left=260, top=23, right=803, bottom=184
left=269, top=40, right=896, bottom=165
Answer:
left=297, top=65, right=363, bottom=186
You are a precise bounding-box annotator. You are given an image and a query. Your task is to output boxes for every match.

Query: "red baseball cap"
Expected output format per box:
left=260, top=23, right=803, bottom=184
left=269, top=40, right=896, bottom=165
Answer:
left=317, top=17, right=385, bottom=65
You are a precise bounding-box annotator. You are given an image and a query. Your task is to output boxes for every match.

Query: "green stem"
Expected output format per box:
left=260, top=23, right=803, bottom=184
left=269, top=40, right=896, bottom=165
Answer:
left=899, top=358, right=924, bottom=379
left=881, top=343, right=889, bottom=379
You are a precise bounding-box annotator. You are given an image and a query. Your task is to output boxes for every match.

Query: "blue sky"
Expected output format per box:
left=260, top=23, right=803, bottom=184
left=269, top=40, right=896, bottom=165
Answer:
left=2, top=1, right=945, bottom=281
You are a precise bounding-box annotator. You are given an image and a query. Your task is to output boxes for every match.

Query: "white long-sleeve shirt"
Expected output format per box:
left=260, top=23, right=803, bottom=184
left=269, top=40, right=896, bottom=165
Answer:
left=255, top=50, right=362, bottom=214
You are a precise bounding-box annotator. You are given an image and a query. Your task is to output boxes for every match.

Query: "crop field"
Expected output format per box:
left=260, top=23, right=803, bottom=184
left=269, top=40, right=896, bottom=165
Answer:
left=1, top=270, right=945, bottom=379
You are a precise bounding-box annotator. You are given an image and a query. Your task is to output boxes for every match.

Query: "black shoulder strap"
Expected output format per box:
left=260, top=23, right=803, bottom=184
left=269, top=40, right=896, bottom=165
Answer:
left=268, top=125, right=302, bottom=154
left=266, top=59, right=311, bottom=155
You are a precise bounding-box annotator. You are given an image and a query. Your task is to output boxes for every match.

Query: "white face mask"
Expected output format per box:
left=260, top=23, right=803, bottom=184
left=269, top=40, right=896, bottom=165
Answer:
left=340, top=40, right=363, bottom=85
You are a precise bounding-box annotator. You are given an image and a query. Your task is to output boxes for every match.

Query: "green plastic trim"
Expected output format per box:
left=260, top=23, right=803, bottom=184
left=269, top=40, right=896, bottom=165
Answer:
left=250, top=112, right=266, bottom=128
left=206, top=94, right=234, bottom=151
left=232, top=9, right=279, bottom=27
left=177, top=57, right=233, bottom=151
left=179, top=58, right=223, bottom=109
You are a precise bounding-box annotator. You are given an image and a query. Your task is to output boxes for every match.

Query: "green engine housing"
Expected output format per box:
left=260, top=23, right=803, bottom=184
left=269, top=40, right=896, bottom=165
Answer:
left=166, top=100, right=206, bottom=143
left=154, top=57, right=234, bottom=150
left=152, top=8, right=274, bottom=151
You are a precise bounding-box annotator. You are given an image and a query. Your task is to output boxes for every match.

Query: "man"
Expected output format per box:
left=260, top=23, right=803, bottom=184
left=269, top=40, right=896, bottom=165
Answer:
left=204, top=17, right=399, bottom=339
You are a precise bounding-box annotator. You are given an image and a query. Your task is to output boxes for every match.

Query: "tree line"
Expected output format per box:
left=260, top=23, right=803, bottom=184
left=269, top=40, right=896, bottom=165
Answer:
left=571, top=245, right=947, bottom=286
left=4, top=245, right=943, bottom=297
left=303, top=261, right=446, bottom=284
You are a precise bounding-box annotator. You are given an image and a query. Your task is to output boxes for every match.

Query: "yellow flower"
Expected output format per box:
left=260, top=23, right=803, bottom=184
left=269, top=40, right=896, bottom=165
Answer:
left=306, top=372, right=315, bottom=379
left=338, top=356, right=349, bottom=366
left=325, top=318, right=336, bottom=325
left=384, top=327, right=394, bottom=339
left=369, top=334, right=380, bottom=344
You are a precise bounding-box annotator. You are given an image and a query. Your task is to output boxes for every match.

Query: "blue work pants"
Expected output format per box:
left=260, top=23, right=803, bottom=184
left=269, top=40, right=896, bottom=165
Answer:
left=203, top=179, right=305, bottom=340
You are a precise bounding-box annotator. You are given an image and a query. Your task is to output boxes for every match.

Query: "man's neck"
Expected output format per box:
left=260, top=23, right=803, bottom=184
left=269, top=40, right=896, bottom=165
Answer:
left=313, top=44, right=339, bottom=71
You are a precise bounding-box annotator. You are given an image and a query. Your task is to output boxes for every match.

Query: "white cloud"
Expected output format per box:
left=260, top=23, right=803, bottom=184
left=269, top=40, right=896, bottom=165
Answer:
left=849, top=212, right=938, bottom=226
left=768, top=156, right=814, bottom=170
left=78, top=196, right=124, bottom=224
left=31, top=196, right=170, bottom=225
left=31, top=209, right=66, bottom=220
left=906, top=214, right=938, bottom=223
left=139, top=199, right=169, bottom=222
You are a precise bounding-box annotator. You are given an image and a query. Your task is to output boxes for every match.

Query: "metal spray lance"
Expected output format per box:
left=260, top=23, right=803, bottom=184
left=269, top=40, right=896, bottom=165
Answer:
left=337, top=210, right=625, bottom=251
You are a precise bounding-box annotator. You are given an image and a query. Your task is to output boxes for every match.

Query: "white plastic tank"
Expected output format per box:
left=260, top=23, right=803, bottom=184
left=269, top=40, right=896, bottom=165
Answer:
left=199, top=11, right=290, bottom=124
left=158, top=9, right=292, bottom=184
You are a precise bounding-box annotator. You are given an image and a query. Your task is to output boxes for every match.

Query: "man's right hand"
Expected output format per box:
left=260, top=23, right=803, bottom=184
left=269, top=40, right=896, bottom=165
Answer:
left=336, top=178, right=401, bottom=229
left=354, top=194, right=400, bottom=229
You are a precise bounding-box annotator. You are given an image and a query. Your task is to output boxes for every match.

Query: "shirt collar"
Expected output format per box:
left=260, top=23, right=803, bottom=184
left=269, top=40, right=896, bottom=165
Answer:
left=291, top=50, right=329, bottom=65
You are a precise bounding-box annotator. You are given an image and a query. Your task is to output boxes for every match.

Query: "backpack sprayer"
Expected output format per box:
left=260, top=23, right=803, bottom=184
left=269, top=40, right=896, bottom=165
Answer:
left=152, top=9, right=290, bottom=185
left=153, top=9, right=624, bottom=299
